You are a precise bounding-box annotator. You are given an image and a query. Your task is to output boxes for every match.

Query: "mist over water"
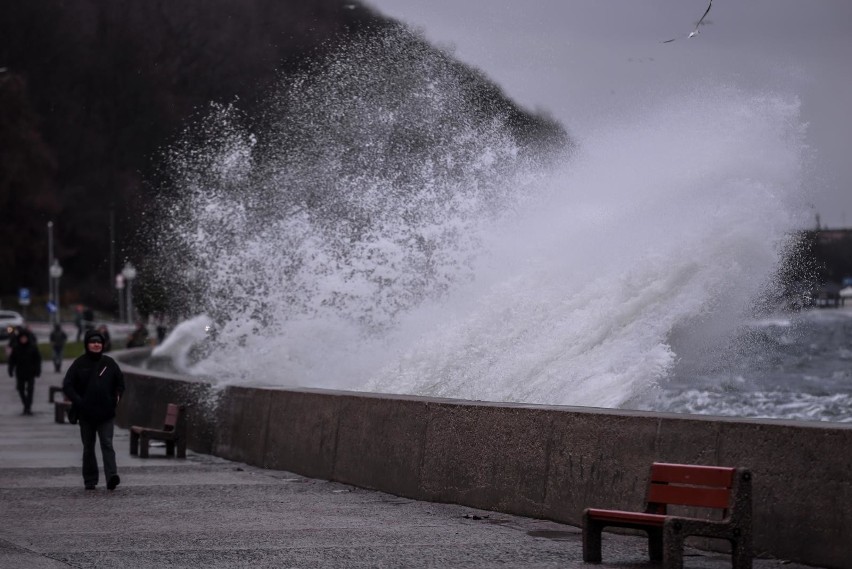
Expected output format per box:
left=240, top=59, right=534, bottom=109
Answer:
left=153, top=28, right=815, bottom=416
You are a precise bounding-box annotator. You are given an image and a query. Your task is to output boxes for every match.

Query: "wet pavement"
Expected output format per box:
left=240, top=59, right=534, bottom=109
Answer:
left=0, top=362, right=821, bottom=568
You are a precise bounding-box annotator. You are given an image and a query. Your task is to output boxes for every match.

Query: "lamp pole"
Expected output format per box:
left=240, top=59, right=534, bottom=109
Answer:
left=47, top=221, right=54, bottom=316
left=115, top=274, right=125, bottom=323
left=49, top=260, right=63, bottom=324
left=122, top=262, right=137, bottom=323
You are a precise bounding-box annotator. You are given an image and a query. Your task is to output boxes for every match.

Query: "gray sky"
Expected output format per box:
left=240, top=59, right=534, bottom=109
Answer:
left=364, top=0, right=852, bottom=228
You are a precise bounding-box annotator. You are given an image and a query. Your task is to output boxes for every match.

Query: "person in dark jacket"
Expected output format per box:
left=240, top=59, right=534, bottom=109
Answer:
left=49, top=323, right=68, bottom=373
left=8, top=329, right=41, bottom=415
left=125, top=321, right=149, bottom=348
left=63, top=329, right=125, bottom=490
left=96, top=324, right=112, bottom=352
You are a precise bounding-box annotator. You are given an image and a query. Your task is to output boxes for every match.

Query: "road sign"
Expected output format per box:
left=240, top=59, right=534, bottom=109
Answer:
left=18, top=288, right=30, bottom=306
left=46, top=301, right=57, bottom=313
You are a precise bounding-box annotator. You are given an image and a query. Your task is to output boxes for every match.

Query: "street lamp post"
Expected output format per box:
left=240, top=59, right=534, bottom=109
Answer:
left=115, top=274, right=125, bottom=323
left=49, top=260, right=63, bottom=324
left=122, top=262, right=137, bottom=323
left=47, top=221, right=54, bottom=316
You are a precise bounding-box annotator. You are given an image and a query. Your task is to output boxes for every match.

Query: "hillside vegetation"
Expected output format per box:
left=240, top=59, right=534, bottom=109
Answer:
left=0, top=0, right=569, bottom=312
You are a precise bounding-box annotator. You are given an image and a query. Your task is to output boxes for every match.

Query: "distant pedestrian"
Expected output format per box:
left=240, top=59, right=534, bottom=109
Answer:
left=155, top=315, right=168, bottom=344
left=97, top=324, right=112, bottom=352
left=82, top=307, right=95, bottom=334
left=126, top=321, right=149, bottom=348
left=6, top=324, right=31, bottom=352
left=8, top=330, right=41, bottom=415
left=62, top=330, right=125, bottom=491
left=6, top=325, right=20, bottom=355
left=74, top=305, right=84, bottom=342
left=49, top=323, right=68, bottom=373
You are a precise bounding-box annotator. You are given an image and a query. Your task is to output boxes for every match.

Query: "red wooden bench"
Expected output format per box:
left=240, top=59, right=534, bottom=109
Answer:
left=53, top=399, right=72, bottom=423
left=129, top=403, right=186, bottom=458
left=48, top=385, right=64, bottom=403
left=583, top=462, right=752, bottom=569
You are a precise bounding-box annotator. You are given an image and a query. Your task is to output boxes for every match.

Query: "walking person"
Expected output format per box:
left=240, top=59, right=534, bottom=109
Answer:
left=82, top=307, right=95, bottom=334
left=7, top=329, right=41, bottom=415
left=126, top=321, right=149, bottom=348
left=63, top=330, right=125, bottom=490
left=96, top=324, right=112, bottom=352
left=49, top=323, right=68, bottom=373
left=155, top=314, right=168, bottom=345
left=74, top=305, right=84, bottom=342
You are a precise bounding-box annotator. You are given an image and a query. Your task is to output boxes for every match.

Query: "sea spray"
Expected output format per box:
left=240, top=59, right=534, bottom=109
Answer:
left=152, top=26, right=568, bottom=385
left=151, top=28, right=809, bottom=411
left=357, top=86, right=807, bottom=407
left=150, top=314, right=214, bottom=372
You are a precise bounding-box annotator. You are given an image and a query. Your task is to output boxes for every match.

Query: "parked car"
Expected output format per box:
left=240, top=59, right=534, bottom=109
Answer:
left=0, top=310, right=25, bottom=340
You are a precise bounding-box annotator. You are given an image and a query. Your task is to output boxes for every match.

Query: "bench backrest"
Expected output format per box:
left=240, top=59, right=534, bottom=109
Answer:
left=163, top=403, right=182, bottom=432
left=645, top=462, right=736, bottom=515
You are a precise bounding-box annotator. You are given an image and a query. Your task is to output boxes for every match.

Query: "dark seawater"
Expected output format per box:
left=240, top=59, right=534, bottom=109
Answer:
left=635, top=307, right=852, bottom=423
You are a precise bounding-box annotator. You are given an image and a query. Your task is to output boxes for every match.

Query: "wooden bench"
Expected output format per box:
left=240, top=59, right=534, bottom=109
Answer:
left=583, top=462, right=752, bottom=569
left=48, top=385, right=64, bottom=403
left=54, top=400, right=72, bottom=424
left=129, top=403, right=186, bottom=458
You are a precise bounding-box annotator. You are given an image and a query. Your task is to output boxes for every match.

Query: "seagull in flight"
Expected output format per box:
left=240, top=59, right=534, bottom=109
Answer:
left=663, top=0, right=712, bottom=43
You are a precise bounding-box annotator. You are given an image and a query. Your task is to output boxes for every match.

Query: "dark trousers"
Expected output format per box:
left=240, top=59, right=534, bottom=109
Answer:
left=16, top=376, right=35, bottom=412
left=52, top=345, right=64, bottom=372
left=79, top=418, right=117, bottom=486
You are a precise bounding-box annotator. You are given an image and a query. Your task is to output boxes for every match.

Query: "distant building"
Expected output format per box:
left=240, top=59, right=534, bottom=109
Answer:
left=814, top=228, right=852, bottom=244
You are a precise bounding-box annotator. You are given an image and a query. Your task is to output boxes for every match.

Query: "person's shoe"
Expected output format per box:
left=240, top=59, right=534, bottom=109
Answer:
left=85, top=484, right=96, bottom=490
left=107, top=474, right=120, bottom=490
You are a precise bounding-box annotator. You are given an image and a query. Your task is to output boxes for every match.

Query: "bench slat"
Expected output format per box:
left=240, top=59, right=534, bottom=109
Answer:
left=163, top=403, right=180, bottom=431
left=586, top=509, right=666, bottom=526
left=648, top=483, right=731, bottom=509
left=651, top=462, right=735, bottom=487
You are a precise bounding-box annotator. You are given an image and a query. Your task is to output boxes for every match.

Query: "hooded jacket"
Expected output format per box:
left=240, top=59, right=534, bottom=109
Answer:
left=62, top=329, right=125, bottom=424
left=8, top=334, right=41, bottom=380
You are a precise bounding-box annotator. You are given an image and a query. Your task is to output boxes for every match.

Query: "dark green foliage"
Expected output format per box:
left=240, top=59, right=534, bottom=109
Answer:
left=0, top=0, right=570, bottom=317
left=0, top=74, right=60, bottom=293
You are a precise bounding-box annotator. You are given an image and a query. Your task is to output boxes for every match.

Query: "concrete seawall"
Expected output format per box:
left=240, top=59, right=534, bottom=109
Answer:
left=115, top=352, right=852, bottom=569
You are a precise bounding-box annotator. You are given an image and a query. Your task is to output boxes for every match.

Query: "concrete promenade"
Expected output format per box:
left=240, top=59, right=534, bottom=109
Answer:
left=1, top=363, right=819, bottom=568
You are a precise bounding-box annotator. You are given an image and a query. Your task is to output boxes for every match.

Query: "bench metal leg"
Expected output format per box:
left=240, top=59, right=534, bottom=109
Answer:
left=166, top=440, right=175, bottom=457
left=130, top=431, right=139, bottom=455
left=662, top=523, right=685, bottom=569
left=54, top=404, right=66, bottom=424
left=582, top=515, right=603, bottom=563
left=732, top=535, right=753, bottom=569
left=648, top=528, right=663, bottom=561
left=140, top=435, right=150, bottom=458
left=177, top=437, right=186, bottom=459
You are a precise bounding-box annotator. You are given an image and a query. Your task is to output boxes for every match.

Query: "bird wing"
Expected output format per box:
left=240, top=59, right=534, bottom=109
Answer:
left=664, top=0, right=712, bottom=44
left=694, top=0, right=712, bottom=31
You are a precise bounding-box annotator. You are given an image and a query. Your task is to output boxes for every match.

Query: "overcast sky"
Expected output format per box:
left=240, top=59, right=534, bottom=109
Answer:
left=364, top=0, right=852, bottom=229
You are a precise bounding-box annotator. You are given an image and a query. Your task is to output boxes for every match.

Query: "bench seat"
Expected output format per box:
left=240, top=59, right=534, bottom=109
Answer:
left=583, top=509, right=666, bottom=527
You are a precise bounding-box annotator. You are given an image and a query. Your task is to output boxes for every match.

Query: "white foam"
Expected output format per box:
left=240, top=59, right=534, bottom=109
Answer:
left=151, top=314, right=213, bottom=372
left=153, top=29, right=809, bottom=411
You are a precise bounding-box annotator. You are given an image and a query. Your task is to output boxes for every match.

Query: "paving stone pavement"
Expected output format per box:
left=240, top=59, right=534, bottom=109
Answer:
left=0, top=358, right=821, bottom=568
